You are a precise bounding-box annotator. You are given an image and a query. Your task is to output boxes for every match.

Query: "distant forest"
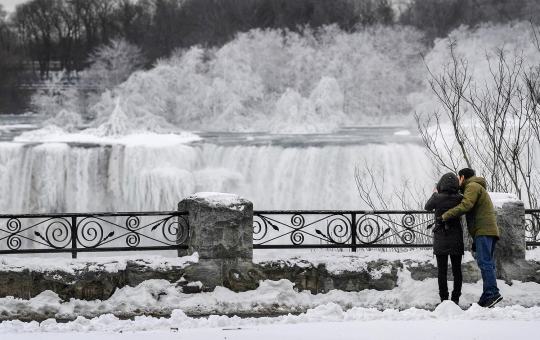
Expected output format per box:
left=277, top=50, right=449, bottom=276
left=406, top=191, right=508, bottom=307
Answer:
left=1, top=0, right=540, bottom=114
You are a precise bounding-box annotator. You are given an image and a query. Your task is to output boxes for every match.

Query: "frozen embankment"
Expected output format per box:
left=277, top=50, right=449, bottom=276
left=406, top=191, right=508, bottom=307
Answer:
left=1, top=249, right=540, bottom=324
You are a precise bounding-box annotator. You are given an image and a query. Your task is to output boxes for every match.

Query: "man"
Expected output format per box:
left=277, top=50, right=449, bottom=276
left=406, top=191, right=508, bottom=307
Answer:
left=440, top=168, right=503, bottom=308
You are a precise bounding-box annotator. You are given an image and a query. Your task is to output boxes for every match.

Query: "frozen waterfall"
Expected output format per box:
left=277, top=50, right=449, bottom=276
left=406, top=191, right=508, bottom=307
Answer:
left=0, top=137, right=431, bottom=214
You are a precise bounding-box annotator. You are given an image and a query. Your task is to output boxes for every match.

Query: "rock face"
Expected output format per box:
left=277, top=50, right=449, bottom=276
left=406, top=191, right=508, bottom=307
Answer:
left=0, top=261, right=189, bottom=301
left=404, top=259, right=481, bottom=283
left=178, top=192, right=256, bottom=291
left=254, top=259, right=401, bottom=294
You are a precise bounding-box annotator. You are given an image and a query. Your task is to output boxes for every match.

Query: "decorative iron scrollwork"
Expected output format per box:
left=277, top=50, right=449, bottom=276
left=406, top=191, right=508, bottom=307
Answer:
left=291, top=230, right=305, bottom=245
left=315, top=214, right=351, bottom=244
left=154, top=215, right=189, bottom=244
left=126, top=232, right=140, bottom=247
left=402, top=214, right=415, bottom=230
left=7, top=234, right=21, bottom=250
left=7, top=218, right=21, bottom=233
left=355, top=215, right=390, bottom=244
left=126, top=216, right=140, bottom=230
left=34, top=218, right=72, bottom=249
left=525, top=212, right=540, bottom=244
left=0, top=211, right=190, bottom=256
left=253, top=211, right=433, bottom=249
left=174, top=215, right=190, bottom=245
left=291, top=214, right=305, bottom=229
left=6, top=218, right=22, bottom=250
left=77, top=217, right=113, bottom=248
left=253, top=215, right=279, bottom=241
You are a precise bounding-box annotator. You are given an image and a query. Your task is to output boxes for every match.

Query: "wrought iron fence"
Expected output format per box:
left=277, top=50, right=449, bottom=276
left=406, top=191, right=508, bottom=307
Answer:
left=253, top=210, right=434, bottom=250
left=525, top=209, right=540, bottom=247
left=0, top=211, right=189, bottom=258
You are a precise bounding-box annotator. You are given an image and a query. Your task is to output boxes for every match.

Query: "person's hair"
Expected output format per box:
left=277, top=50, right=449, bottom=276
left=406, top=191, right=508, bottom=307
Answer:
left=458, top=168, right=475, bottom=179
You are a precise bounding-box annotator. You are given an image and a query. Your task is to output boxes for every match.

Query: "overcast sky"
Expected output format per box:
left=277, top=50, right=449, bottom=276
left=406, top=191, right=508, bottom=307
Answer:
left=2, top=0, right=28, bottom=13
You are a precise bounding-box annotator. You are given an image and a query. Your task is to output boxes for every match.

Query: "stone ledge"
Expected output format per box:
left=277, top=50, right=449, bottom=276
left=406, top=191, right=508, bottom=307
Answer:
left=3, top=256, right=539, bottom=301
left=0, top=260, right=192, bottom=301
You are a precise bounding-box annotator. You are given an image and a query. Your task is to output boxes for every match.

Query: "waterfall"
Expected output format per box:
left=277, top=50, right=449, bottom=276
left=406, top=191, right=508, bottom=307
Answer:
left=0, top=140, right=431, bottom=213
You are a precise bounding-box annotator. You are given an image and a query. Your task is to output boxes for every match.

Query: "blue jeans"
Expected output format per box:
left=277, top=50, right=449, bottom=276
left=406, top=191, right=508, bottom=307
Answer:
left=475, top=235, right=500, bottom=303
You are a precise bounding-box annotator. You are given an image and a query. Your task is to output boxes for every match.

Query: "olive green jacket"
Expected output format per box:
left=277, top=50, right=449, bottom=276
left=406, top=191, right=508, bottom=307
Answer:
left=441, top=176, right=500, bottom=239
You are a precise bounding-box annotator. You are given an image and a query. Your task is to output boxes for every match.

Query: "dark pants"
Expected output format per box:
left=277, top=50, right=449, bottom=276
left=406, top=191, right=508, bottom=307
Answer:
left=475, top=235, right=500, bottom=304
left=436, top=254, right=463, bottom=299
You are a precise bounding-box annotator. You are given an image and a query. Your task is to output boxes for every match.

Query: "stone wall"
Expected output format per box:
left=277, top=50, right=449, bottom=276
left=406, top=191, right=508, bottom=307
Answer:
left=0, top=260, right=190, bottom=301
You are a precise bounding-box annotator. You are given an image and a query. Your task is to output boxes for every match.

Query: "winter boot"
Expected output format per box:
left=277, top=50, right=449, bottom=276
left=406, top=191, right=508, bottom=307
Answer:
left=439, top=292, right=449, bottom=302
left=451, top=291, right=461, bottom=305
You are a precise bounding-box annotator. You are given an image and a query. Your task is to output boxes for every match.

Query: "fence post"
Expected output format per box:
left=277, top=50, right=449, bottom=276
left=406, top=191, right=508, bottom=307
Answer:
left=351, top=213, right=357, bottom=252
left=71, top=216, right=77, bottom=259
left=178, top=192, right=257, bottom=291
left=490, top=193, right=540, bottom=282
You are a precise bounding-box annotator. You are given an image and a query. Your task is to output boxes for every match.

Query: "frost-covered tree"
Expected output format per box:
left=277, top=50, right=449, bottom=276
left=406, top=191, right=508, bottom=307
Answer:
left=31, top=70, right=79, bottom=116
left=204, top=41, right=265, bottom=131
left=85, top=25, right=426, bottom=132
left=86, top=38, right=145, bottom=90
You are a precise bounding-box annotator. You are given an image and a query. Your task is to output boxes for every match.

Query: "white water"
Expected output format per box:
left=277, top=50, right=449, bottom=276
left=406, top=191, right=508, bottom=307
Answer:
left=0, top=137, right=431, bottom=213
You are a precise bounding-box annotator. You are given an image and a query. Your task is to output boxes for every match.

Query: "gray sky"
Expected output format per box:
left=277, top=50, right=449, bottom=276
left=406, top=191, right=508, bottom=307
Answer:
left=1, top=0, right=28, bottom=13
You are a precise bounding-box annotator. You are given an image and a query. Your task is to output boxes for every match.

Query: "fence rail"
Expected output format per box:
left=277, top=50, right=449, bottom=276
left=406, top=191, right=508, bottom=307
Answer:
left=0, top=211, right=189, bottom=258
left=2, top=208, right=537, bottom=256
left=253, top=210, right=435, bottom=251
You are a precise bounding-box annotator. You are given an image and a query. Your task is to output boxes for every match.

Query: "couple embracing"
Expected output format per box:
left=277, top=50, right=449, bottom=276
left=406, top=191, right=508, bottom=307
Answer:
left=425, top=168, right=503, bottom=308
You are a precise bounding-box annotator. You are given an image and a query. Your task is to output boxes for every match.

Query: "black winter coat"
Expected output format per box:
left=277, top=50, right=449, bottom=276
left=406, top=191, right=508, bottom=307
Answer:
left=425, top=173, right=464, bottom=256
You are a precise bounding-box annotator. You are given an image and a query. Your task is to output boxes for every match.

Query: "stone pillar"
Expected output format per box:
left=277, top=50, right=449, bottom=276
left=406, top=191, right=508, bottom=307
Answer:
left=491, top=193, right=540, bottom=282
left=178, top=192, right=260, bottom=292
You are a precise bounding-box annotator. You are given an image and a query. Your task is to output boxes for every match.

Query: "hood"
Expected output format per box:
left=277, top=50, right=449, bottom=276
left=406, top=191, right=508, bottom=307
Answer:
left=461, top=175, right=487, bottom=191
left=437, top=172, right=460, bottom=194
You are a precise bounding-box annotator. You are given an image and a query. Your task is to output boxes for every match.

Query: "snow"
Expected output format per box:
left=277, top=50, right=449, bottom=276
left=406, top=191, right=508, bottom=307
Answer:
left=0, top=254, right=198, bottom=274
left=254, top=249, right=478, bottom=274
left=0, top=124, right=39, bottom=131
left=489, top=192, right=523, bottom=208
left=14, top=125, right=201, bottom=146
left=187, top=192, right=247, bottom=207
left=525, top=247, right=540, bottom=262
left=2, top=320, right=539, bottom=340
left=393, top=130, right=411, bottom=136
left=1, top=250, right=540, bottom=338
left=1, top=278, right=540, bottom=337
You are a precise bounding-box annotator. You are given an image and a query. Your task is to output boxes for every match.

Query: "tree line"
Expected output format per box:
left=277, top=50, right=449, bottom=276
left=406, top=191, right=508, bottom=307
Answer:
left=1, top=0, right=394, bottom=77
left=1, top=0, right=539, bottom=114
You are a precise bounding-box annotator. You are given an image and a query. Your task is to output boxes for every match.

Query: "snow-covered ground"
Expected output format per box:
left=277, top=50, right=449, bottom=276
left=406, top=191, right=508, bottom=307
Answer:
left=3, top=302, right=540, bottom=340
left=2, top=249, right=540, bottom=338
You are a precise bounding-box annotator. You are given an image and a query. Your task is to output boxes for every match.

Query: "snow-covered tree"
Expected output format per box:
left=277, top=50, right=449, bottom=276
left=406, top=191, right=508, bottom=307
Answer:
left=86, top=38, right=145, bottom=90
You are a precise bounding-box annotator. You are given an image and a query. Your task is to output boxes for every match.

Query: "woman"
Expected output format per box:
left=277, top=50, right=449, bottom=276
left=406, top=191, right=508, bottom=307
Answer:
left=425, top=172, right=464, bottom=305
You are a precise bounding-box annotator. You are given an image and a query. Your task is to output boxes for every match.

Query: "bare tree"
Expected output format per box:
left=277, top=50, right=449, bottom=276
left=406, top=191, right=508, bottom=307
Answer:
left=414, top=40, right=473, bottom=173
left=414, top=36, right=540, bottom=207
left=13, top=0, right=60, bottom=77
left=354, top=159, right=425, bottom=210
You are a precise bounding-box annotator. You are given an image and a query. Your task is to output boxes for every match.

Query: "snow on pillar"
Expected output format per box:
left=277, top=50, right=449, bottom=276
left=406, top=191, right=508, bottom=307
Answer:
left=177, top=192, right=258, bottom=292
